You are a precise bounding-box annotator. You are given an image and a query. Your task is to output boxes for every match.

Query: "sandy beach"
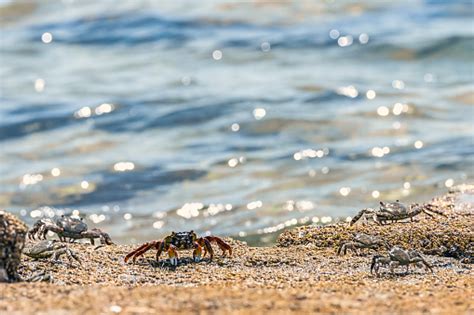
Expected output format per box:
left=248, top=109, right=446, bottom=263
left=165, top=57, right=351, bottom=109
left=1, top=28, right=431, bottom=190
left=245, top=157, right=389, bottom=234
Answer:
left=1, top=186, right=473, bottom=314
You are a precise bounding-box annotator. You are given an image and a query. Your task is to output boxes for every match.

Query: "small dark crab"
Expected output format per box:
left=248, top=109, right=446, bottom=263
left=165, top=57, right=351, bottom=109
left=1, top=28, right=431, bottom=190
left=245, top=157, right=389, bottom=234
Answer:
left=23, top=240, right=81, bottom=266
left=337, top=233, right=389, bottom=255
left=124, top=231, right=232, bottom=266
left=28, top=215, right=113, bottom=245
left=350, top=200, right=445, bottom=226
left=371, top=247, right=433, bottom=276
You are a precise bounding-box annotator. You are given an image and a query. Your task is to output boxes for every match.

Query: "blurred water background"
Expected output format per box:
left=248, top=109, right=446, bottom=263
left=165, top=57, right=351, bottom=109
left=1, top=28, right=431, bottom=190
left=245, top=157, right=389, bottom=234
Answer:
left=0, top=0, right=473, bottom=245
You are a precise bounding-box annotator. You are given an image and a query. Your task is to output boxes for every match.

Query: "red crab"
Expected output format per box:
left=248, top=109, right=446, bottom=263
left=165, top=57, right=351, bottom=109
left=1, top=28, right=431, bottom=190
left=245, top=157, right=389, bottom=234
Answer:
left=124, top=231, right=232, bottom=266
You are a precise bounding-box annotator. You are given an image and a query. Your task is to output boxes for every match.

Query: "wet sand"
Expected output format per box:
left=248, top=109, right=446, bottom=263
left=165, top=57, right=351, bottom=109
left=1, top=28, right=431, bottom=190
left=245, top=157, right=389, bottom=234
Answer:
left=1, top=186, right=473, bottom=314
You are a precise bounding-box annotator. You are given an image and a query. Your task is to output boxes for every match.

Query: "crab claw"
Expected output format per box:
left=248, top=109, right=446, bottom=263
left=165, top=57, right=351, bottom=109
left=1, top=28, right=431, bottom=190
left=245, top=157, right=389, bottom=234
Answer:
left=193, top=242, right=203, bottom=262
left=168, top=245, right=178, bottom=266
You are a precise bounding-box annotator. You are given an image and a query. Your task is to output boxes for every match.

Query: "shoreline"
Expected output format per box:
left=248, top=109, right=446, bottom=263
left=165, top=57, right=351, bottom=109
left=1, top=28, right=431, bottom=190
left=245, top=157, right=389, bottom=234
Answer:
left=1, top=185, right=473, bottom=314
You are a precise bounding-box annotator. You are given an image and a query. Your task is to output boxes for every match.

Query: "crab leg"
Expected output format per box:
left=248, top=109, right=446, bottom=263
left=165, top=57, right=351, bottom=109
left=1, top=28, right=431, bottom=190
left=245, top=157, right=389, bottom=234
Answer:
left=124, top=241, right=159, bottom=263
left=350, top=208, right=375, bottom=226
left=200, top=236, right=231, bottom=258
left=337, top=242, right=354, bottom=255
left=66, top=248, right=81, bottom=265
left=193, top=242, right=203, bottom=262
left=208, top=236, right=232, bottom=257
left=412, top=257, right=433, bottom=273
left=82, top=228, right=114, bottom=246
left=422, top=204, right=446, bottom=217
left=51, top=248, right=81, bottom=266
left=155, top=241, right=165, bottom=261
left=168, top=244, right=178, bottom=266
left=25, top=271, right=53, bottom=283
left=202, top=238, right=214, bottom=261
left=370, top=255, right=382, bottom=274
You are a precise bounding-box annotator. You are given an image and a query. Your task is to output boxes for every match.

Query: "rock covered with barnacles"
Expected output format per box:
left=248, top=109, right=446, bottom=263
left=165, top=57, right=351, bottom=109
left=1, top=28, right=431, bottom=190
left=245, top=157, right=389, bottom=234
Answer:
left=278, top=185, right=474, bottom=257
left=0, top=210, right=28, bottom=282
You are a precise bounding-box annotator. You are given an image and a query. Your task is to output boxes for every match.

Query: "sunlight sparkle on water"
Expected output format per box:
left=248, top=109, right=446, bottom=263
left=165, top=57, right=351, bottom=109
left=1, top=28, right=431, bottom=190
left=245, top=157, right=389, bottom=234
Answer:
left=337, top=85, right=358, bottom=98
left=30, top=209, right=43, bottom=218
left=321, top=216, right=332, bottom=223
left=89, top=214, right=105, bottom=224
left=366, top=90, right=376, bottom=100
left=177, top=203, right=203, bottom=219
left=41, top=32, right=53, bottom=44
left=212, top=50, right=222, bottom=60
left=414, top=140, right=424, bottom=149
left=372, top=190, right=380, bottom=198
left=445, top=178, right=454, bottom=188
left=293, top=148, right=326, bottom=161
left=339, top=187, right=351, bottom=196
left=74, top=106, right=92, bottom=118
left=329, top=29, right=340, bottom=39
left=338, top=35, right=353, bottom=47
left=377, top=106, right=390, bottom=116
left=392, top=103, right=404, bottom=115
left=34, top=78, right=45, bottom=92
left=21, top=173, right=43, bottom=187
left=247, top=200, right=262, bottom=210
left=114, top=162, right=135, bottom=172
left=153, top=220, right=165, bottom=229
left=261, top=42, right=271, bottom=52
left=181, top=76, right=191, bottom=86
left=253, top=108, right=266, bottom=120
left=392, top=80, right=405, bottom=89
left=371, top=146, right=389, bottom=157
left=359, top=33, right=369, bottom=44
left=51, top=168, right=61, bottom=177
left=231, top=123, right=240, bottom=132
left=80, top=180, right=89, bottom=189
left=95, top=103, right=114, bottom=115
left=228, top=158, right=238, bottom=168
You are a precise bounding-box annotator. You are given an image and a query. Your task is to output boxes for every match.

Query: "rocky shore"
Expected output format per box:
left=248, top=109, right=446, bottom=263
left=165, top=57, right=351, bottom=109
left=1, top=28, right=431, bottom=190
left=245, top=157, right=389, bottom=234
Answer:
left=1, top=186, right=473, bottom=314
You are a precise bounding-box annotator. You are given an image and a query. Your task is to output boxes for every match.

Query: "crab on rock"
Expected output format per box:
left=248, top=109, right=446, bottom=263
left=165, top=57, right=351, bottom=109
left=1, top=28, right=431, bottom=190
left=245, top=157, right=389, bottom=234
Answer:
left=28, top=215, right=113, bottom=245
left=350, top=200, right=445, bottom=226
left=337, top=233, right=389, bottom=255
left=124, top=231, right=232, bottom=266
left=371, top=247, right=433, bottom=276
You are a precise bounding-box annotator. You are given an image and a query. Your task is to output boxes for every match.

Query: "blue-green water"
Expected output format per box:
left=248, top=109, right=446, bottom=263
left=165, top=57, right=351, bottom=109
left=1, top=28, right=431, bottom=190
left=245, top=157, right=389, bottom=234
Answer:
left=0, top=0, right=473, bottom=244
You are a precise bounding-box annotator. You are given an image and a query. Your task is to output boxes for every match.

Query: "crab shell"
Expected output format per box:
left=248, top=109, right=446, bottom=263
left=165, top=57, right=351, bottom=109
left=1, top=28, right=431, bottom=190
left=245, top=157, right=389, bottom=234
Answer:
left=165, top=231, right=198, bottom=250
left=379, top=201, right=408, bottom=215
left=354, top=233, right=382, bottom=246
left=56, top=216, right=88, bottom=234
left=24, top=240, right=64, bottom=257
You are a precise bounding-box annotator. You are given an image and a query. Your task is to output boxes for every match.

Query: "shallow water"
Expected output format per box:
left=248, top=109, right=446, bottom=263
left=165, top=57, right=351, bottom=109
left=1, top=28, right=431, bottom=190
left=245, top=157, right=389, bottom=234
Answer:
left=0, top=0, right=473, bottom=245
